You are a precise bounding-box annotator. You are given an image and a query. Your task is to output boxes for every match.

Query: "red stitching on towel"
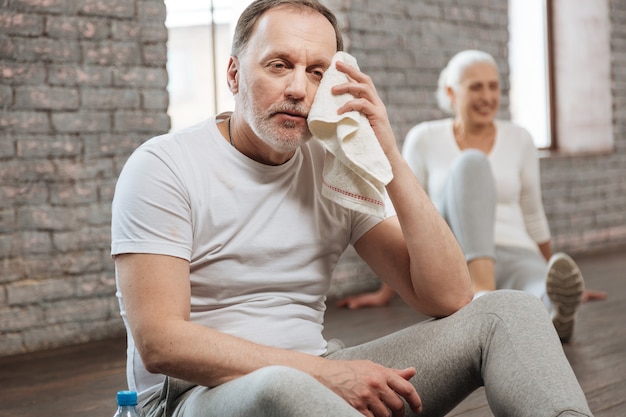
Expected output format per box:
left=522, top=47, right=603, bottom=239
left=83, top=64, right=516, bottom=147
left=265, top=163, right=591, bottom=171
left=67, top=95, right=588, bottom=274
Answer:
left=322, top=180, right=385, bottom=207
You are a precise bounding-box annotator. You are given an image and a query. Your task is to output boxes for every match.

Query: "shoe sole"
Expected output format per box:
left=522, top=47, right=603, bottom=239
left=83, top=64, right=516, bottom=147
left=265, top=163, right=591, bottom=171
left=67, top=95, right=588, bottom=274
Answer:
left=546, top=253, right=584, bottom=343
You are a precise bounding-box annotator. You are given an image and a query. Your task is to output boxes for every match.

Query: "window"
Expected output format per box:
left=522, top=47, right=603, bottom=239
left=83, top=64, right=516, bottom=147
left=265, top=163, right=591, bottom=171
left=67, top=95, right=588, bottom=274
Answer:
left=508, top=0, right=552, bottom=149
left=509, top=0, right=613, bottom=153
left=165, top=0, right=253, bottom=132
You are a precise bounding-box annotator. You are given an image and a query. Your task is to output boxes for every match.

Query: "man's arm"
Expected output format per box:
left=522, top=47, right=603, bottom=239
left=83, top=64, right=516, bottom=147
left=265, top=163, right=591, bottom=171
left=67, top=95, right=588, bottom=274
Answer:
left=354, top=189, right=472, bottom=318
left=334, top=61, right=473, bottom=317
left=116, top=253, right=328, bottom=387
left=115, top=253, right=423, bottom=415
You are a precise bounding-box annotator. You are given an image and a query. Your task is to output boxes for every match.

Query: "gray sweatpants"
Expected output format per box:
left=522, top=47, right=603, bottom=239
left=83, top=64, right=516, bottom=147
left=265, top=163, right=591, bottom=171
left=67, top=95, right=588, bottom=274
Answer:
left=439, top=149, right=550, bottom=304
left=142, top=291, right=592, bottom=417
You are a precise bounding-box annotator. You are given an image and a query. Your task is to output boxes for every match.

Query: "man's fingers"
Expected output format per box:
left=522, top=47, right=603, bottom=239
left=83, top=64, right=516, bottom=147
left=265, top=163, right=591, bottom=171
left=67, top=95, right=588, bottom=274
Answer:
left=335, top=60, right=368, bottom=83
left=396, top=367, right=417, bottom=382
left=380, top=390, right=406, bottom=417
left=389, top=369, right=422, bottom=414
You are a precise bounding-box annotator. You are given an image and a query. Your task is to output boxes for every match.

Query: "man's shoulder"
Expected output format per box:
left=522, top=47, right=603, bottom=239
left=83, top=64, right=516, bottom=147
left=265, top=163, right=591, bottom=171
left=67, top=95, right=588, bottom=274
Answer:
left=132, top=117, right=217, bottom=159
left=150, top=118, right=215, bottom=145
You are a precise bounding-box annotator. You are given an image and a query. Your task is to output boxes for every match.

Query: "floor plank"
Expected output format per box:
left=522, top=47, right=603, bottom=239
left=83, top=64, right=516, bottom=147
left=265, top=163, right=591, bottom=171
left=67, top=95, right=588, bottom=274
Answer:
left=0, top=337, right=127, bottom=417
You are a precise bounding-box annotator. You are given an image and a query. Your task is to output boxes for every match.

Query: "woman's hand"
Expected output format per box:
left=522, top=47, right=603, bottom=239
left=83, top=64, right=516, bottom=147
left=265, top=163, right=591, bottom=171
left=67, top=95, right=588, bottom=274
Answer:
left=337, top=284, right=396, bottom=309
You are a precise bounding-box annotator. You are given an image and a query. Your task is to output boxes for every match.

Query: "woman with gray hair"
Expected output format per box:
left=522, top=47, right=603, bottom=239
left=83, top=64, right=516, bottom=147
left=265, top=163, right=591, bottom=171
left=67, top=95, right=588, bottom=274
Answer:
left=338, top=49, right=605, bottom=343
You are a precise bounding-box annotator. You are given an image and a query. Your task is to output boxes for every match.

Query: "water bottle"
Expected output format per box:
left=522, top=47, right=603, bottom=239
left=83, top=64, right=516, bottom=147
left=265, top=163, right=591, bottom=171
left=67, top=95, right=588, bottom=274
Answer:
left=113, top=390, right=141, bottom=417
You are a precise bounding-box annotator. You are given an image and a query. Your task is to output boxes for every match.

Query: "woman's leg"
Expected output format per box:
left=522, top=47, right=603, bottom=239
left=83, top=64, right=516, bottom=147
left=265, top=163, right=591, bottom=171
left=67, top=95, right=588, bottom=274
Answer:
left=467, top=258, right=496, bottom=293
left=441, top=150, right=497, bottom=292
left=494, top=245, right=547, bottom=300
left=494, top=246, right=586, bottom=342
left=328, top=291, right=592, bottom=417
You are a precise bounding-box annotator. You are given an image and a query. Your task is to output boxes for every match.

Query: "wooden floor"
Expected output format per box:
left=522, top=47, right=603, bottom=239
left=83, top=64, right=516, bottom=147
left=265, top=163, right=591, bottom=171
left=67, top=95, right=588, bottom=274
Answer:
left=1, top=249, right=624, bottom=417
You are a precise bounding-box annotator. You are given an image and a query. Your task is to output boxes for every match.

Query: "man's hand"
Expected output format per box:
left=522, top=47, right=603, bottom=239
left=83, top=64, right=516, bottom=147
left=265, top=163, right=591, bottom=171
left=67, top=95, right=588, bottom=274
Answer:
left=332, top=60, right=398, bottom=157
left=316, top=359, right=422, bottom=417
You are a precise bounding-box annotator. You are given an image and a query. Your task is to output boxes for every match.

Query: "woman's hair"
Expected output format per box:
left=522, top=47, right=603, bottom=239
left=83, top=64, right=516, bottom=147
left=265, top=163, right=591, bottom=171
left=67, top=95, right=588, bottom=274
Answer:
left=435, top=49, right=499, bottom=115
left=231, top=0, right=343, bottom=57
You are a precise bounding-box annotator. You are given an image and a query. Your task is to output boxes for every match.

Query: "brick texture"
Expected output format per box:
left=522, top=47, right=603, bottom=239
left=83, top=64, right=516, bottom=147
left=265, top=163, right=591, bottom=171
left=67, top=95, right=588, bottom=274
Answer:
left=0, top=0, right=169, bottom=356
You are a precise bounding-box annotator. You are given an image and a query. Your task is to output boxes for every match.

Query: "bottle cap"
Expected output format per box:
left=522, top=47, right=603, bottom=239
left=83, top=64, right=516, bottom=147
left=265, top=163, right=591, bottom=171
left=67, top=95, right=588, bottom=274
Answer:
left=117, top=390, right=138, bottom=406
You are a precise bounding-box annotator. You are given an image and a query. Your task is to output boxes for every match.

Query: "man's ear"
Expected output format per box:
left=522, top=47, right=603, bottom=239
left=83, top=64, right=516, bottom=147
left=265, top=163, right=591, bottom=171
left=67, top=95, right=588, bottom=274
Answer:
left=227, top=56, right=239, bottom=94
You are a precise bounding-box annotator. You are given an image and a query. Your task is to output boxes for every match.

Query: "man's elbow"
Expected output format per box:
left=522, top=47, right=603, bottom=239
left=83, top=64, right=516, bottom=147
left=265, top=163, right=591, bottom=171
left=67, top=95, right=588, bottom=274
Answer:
left=137, top=341, right=167, bottom=374
left=134, top=332, right=180, bottom=375
left=449, top=291, right=473, bottom=314
left=430, top=291, right=473, bottom=318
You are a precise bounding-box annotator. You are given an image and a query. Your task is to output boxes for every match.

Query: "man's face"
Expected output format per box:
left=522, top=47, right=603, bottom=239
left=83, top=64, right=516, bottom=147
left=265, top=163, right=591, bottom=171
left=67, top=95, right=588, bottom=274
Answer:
left=229, top=7, right=338, bottom=155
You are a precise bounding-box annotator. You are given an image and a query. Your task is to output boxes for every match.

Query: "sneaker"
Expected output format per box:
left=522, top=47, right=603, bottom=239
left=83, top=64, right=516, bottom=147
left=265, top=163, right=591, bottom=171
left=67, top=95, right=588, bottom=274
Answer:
left=546, top=252, right=585, bottom=343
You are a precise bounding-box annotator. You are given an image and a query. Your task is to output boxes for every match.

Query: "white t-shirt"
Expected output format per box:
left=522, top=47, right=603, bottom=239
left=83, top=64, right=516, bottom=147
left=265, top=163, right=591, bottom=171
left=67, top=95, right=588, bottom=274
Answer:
left=402, top=118, right=550, bottom=252
left=111, top=115, right=388, bottom=404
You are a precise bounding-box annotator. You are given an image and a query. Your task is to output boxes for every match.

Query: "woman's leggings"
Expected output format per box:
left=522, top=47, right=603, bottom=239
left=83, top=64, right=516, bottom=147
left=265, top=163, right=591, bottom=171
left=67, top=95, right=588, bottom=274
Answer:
left=440, top=149, right=549, bottom=301
left=142, top=291, right=592, bottom=417
left=438, top=149, right=497, bottom=262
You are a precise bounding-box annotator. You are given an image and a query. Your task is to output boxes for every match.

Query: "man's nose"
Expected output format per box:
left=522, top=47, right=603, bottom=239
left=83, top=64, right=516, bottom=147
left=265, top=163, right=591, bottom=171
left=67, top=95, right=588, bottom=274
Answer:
left=285, top=69, right=308, bottom=100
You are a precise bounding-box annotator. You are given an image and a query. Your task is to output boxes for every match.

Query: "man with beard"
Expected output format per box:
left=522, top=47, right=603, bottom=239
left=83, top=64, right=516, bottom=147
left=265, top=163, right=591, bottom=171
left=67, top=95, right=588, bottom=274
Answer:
left=111, top=1, right=593, bottom=416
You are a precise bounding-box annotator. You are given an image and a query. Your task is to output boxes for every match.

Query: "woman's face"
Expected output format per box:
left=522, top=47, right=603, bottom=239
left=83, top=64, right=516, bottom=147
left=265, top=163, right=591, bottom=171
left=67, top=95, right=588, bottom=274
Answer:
left=449, top=62, right=500, bottom=126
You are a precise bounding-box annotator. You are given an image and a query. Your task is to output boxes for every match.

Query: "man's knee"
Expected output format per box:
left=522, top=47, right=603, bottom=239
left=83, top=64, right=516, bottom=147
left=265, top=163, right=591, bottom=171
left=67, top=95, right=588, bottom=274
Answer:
left=254, top=365, right=315, bottom=387
left=478, top=289, right=541, bottom=305
left=250, top=366, right=320, bottom=404
left=474, top=290, right=548, bottom=320
left=179, top=366, right=320, bottom=417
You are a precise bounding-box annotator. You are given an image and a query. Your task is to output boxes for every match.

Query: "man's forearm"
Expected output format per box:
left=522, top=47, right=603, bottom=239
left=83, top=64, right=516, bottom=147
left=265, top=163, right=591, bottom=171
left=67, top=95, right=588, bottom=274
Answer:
left=385, top=151, right=472, bottom=315
left=140, top=320, right=328, bottom=388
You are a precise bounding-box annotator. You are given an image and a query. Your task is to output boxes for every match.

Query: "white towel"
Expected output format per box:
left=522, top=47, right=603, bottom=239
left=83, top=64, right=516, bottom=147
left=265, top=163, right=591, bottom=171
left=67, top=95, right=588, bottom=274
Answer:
left=308, top=52, right=393, bottom=217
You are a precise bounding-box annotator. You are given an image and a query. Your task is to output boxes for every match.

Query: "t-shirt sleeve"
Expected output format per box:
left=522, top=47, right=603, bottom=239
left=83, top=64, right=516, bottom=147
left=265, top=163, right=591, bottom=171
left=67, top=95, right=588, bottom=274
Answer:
left=349, top=190, right=396, bottom=246
left=111, top=142, right=193, bottom=260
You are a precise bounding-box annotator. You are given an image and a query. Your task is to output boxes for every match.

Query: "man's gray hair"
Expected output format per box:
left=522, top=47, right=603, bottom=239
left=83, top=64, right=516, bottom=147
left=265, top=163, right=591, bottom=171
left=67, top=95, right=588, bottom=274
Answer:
left=231, top=0, right=343, bottom=57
